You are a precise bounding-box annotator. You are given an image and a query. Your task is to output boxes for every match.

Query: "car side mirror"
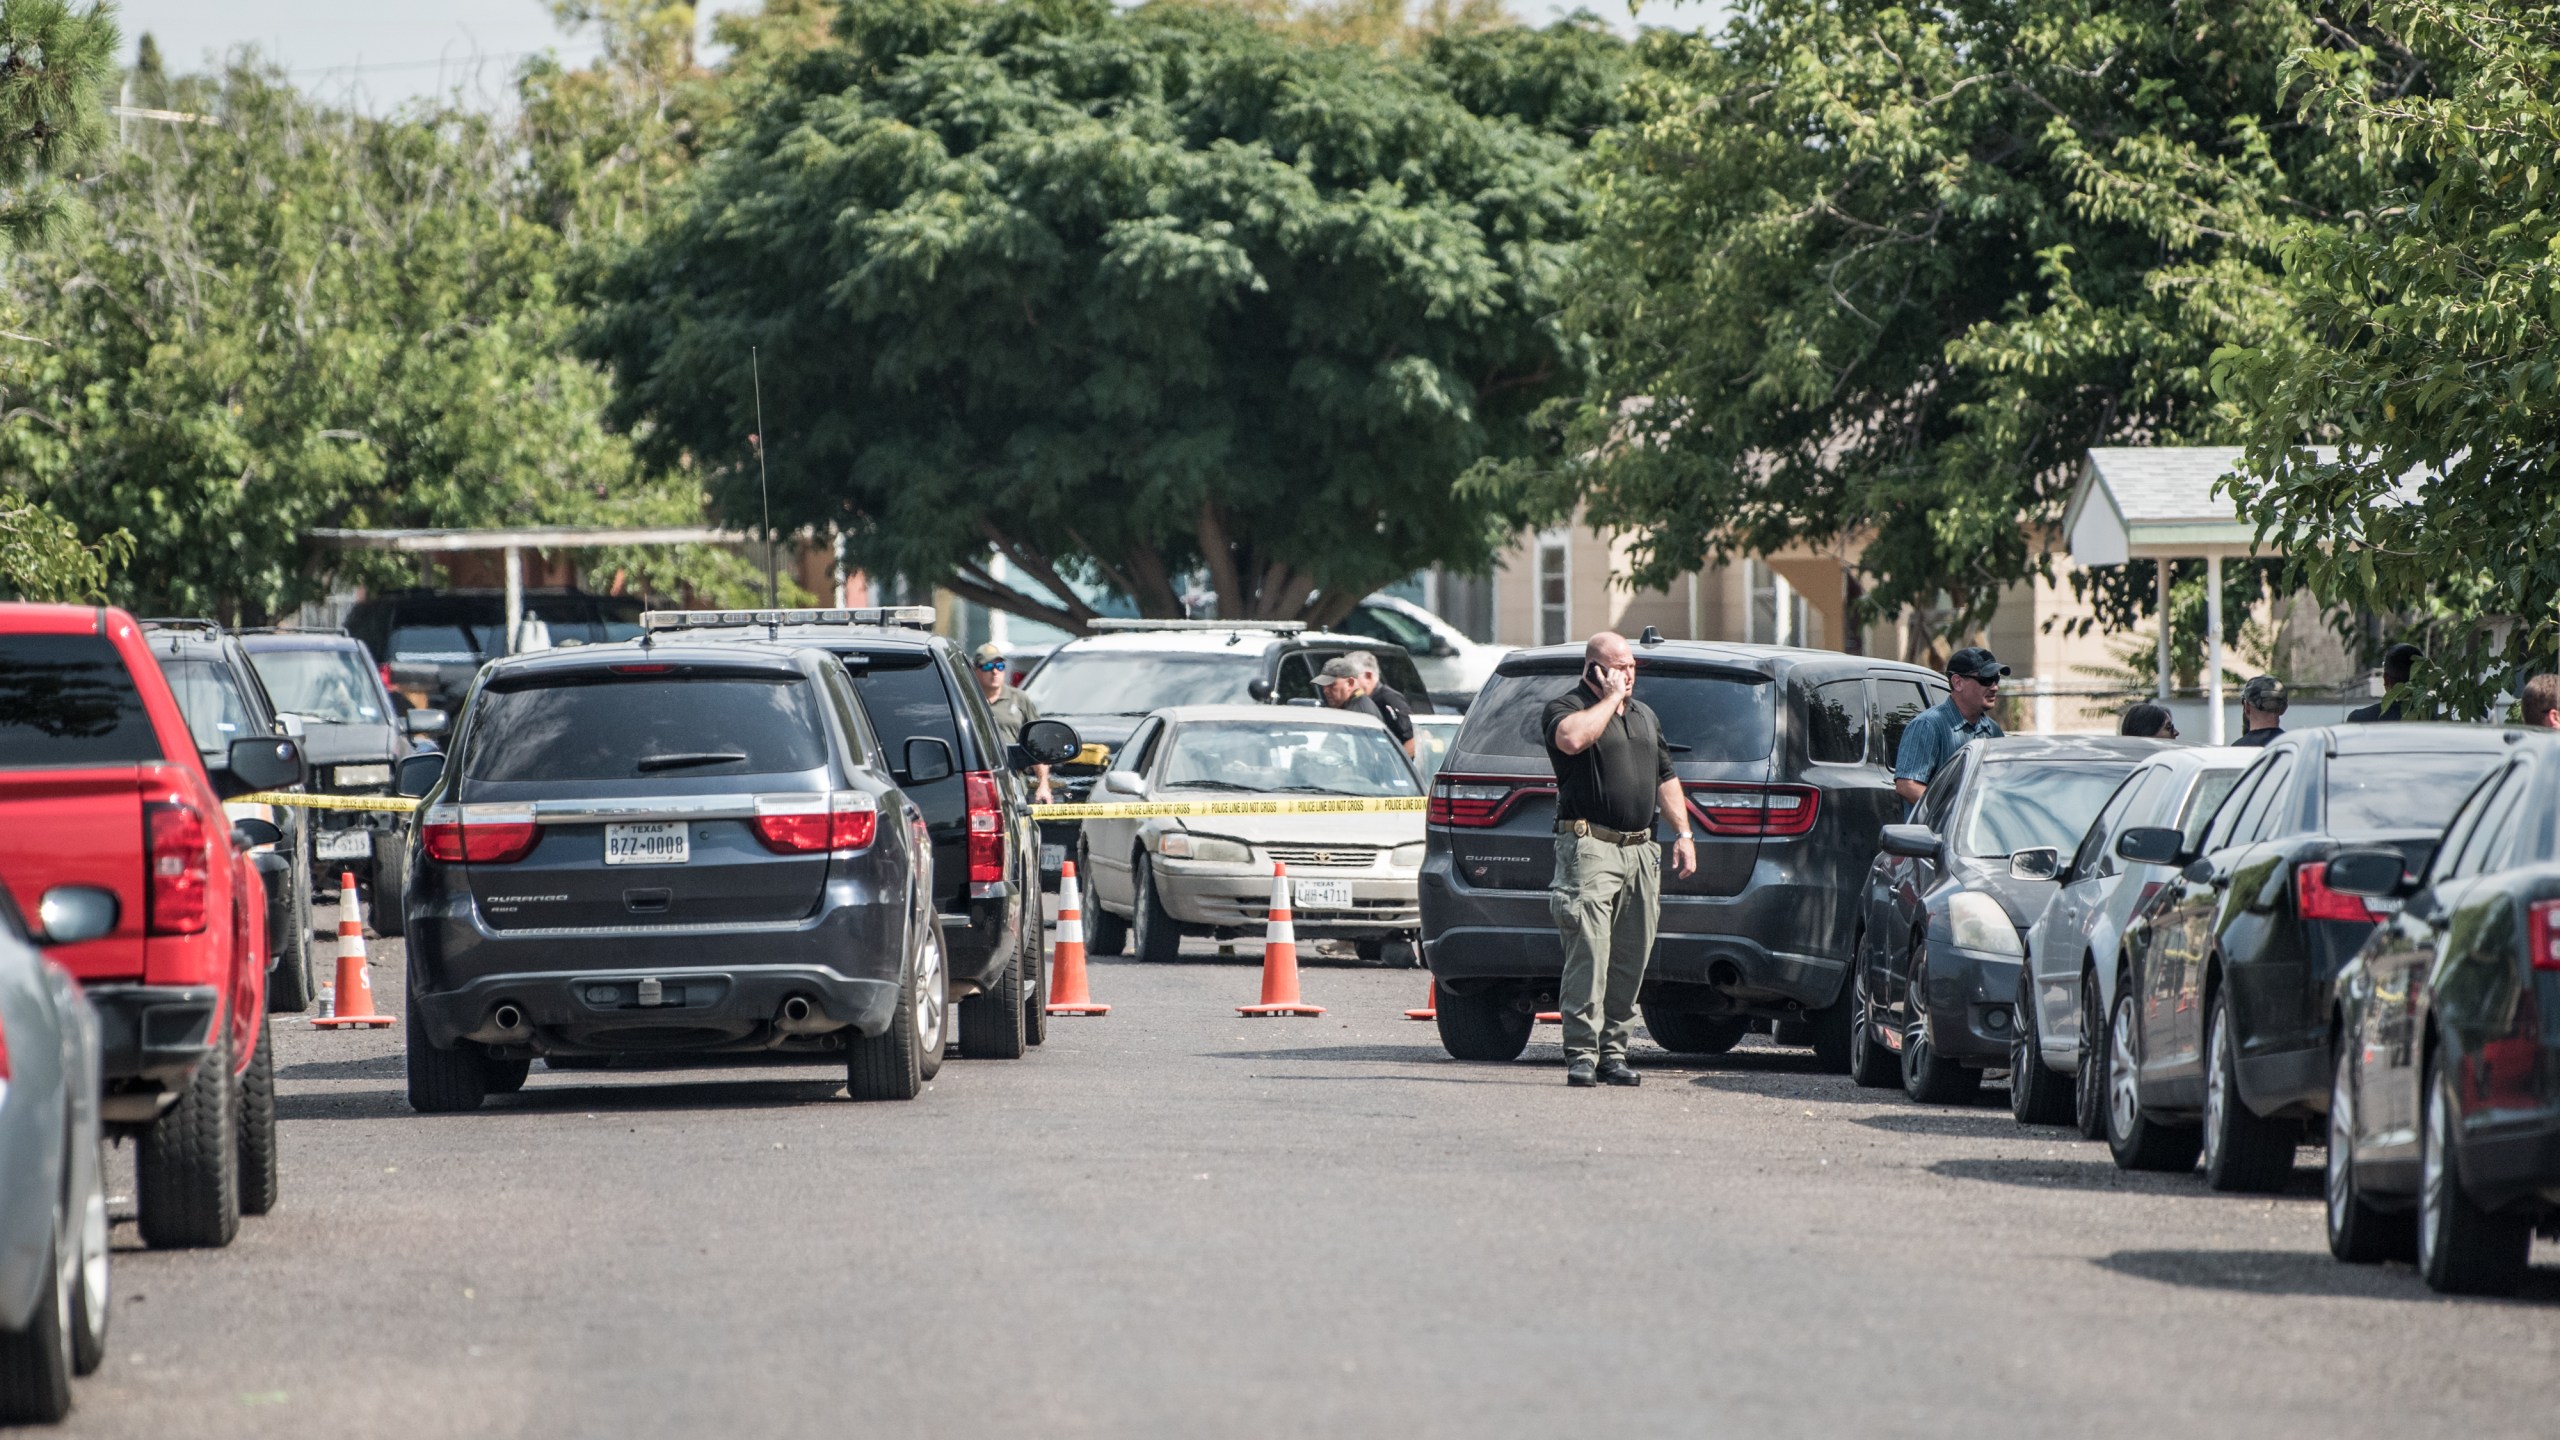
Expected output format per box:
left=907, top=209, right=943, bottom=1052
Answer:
left=2324, top=847, right=2412, bottom=899
left=903, top=736, right=956, bottom=786
left=2115, top=826, right=2186, bottom=867
left=1102, top=770, right=1148, bottom=798
left=1247, top=678, right=1274, bottom=703
left=223, top=735, right=305, bottom=794
left=35, top=886, right=117, bottom=945
left=2008, top=846, right=2061, bottom=881
left=232, top=818, right=283, bottom=850
left=395, top=752, right=447, bottom=798
left=1017, top=718, right=1081, bottom=767
left=404, top=708, right=449, bottom=737
left=1879, top=824, right=1939, bottom=859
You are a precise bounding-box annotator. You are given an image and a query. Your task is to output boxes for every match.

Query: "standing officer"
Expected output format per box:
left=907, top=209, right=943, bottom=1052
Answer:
left=972, top=643, right=1053, bottom=803
left=1893, top=647, right=2007, bottom=809
left=1544, top=631, right=1697, bottom=1088
left=1343, top=649, right=1418, bottom=757
left=2232, top=676, right=2287, bottom=748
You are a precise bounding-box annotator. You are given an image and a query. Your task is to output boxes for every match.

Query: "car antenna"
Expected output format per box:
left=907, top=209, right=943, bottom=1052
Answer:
left=751, top=346, right=779, bottom=628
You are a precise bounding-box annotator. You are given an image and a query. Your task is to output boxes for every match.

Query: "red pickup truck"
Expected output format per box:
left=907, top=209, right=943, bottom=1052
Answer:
left=0, top=605, right=304, bottom=1249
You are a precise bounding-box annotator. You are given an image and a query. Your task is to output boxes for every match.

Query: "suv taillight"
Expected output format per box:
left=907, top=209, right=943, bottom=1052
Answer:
left=2528, top=899, right=2560, bottom=971
left=144, top=796, right=212, bottom=934
left=1429, top=775, right=1554, bottom=827
left=420, top=805, right=542, bottom=864
left=964, top=771, right=1002, bottom=884
left=1686, top=784, right=1820, bottom=837
left=752, top=792, right=879, bottom=853
left=2296, top=861, right=2387, bottom=923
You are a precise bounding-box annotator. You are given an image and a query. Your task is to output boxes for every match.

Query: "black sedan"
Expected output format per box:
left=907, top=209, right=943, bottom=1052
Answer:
left=2104, top=724, right=2513, bottom=1191
left=1848, top=735, right=2156, bottom=1104
left=2326, top=732, right=2560, bottom=1294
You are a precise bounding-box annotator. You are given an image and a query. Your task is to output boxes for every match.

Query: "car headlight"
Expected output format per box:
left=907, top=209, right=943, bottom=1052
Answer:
left=1391, top=841, right=1427, bottom=867
left=1946, top=891, right=2024, bottom=957
left=1158, top=832, right=1252, bottom=864
left=334, top=764, right=393, bottom=789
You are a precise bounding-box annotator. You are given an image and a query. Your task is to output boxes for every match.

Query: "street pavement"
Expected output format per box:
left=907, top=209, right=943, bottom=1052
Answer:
left=53, top=906, right=2560, bottom=1439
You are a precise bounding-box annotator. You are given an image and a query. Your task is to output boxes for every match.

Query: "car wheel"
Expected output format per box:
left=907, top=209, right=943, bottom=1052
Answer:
left=370, top=830, right=408, bottom=939
left=1901, top=954, right=1980, bottom=1106
left=2327, top=1041, right=2413, bottom=1263
left=238, top=1013, right=279, bottom=1217
left=482, top=1055, right=532, bottom=1094
left=1436, top=985, right=1533, bottom=1062
left=1641, top=1003, right=1748, bottom=1055
left=958, top=925, right=1029, bottom=1060
left=2202, top=993, right=2296, bottom=1192
left=1807, top=966, right=1855, bottom=1074
left=67, top=1140, right=108, bottom=1378
left=137, top=1030, right=240, bottom=1248
left=2009, top=977, right=2074, bottom=1126
left=2418, top=1055, right=2531, bottom=1294
left=2073, top=969, right=2109, bottom=1140
left=405, top=991, right=490, bottom=1114
left=2105, top=989, right=2200, bottom=1172
left=848, top=904, right=947, bottom=1101
left=1845, top=952, right=1897, bottom=1089
left=1131, top=855, right=1182, bottom=964
left=268, top=848, right=315, bottom=1013
left=1021, top=909, right=1048, bottom=1047
left=0, top=1205, right=75, bottom=1423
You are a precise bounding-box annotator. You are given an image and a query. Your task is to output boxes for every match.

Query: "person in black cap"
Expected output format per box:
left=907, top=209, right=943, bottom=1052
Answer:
left=1893, top=646, right=2007, bottom=808
left=2347, top=644, right=2421, bottom=722
left=2233, top=675, right=2287, bottom=748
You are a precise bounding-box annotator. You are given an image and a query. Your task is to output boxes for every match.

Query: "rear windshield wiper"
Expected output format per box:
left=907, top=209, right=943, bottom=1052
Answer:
left=634, top=751, right=749, bottom=772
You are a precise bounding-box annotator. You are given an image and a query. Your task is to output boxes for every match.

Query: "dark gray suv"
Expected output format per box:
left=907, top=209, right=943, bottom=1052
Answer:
left=1418, top=639, right=1945, bottom=1067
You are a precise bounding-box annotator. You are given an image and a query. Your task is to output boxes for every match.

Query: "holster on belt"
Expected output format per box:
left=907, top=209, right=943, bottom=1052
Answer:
left=1555, top=818, right=1652, bottom=846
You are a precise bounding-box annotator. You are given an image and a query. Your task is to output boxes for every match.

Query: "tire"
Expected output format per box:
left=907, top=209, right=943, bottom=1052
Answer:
left=483, top=1055, right=532, bottom=1094
left=0, top=1219, right=73, bottom=1423
left=1642, top=1004, right=1748, bottom=1055
left=2009, top=978, right=2075, bottom=1126
left=1076, top=840, right=1127, bottom=957
left=405, top=992, right=489, bottom=1114
left=848, top=908, right=948, bottom=1101
left=958, top=928, right=1028, bottom=1060
left=2327, top=1041, right=2414, bottom=1264
left=2202, top=994, right=2297, bottom=1193
left=1807, top=970, right=1855, bottom=1074
left=1021, top=911, right=1048, bottom=1048
left=1901, top=955, right=1981, bottom=1106
left=267, top=847, right=314, bottom=1014
left=136, top=1031, right=239, bottom=1249
left=2105, top=989, right=2201, bottom=1172
left=67, top=1144, right=107, bottom=1378
left=1131, top=855, right=1182, bottom=964
left=1436, top=985, right=1533, bottom=1062
left=1845, top=954, right=1898, bottom=1089
left=370, top=829, right=408, bottom=939
left=238, top=1013, right=279, bottom=1217
left=2418, top=1058, right=2531, bottom=1295
left=2073, top=969, right=2109, bottom=1140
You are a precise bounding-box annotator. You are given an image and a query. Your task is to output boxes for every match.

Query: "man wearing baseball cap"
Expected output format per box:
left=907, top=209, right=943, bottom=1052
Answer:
left=1894, top=646, right=2008, bottom=809
left=1316, top=655, right=1389, bottom=726
left=972, top=643, right=1054, bottom=803
left=2233, top=676, right=2288, bottom=748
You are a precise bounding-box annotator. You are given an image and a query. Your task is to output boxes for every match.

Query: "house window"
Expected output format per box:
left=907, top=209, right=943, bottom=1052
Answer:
left=1747, top=559, right=1807, bottom=647
left=1535, top=532, right=1569, bottom=647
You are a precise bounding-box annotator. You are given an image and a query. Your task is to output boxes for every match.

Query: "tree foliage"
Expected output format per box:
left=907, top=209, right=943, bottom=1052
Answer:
left=586, top=0, right=1622, bottom=629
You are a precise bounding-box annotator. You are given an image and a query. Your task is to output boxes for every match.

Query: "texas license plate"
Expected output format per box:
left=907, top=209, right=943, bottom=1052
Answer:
left=316, top=829, right=371, bottom=860
left=1295, top=879, right=1353, bottom=910
left=1041, top=843, right=1066, bottom=871
left=605, top=822, right=689, bottom=866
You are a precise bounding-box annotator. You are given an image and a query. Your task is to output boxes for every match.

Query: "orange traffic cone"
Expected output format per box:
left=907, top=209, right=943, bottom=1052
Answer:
left=1238, top=863, right=1325, bottom=1017
left=1045, top=861, right=1109, bottom=1017
left=1405, top=981, right=1436, bottom=1021
left=311, top=871, right=392, bottom=1029
left=1537, top=1010, right=1563, bottom=1024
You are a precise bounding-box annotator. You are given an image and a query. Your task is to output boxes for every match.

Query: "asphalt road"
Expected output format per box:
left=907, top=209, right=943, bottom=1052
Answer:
left=51, top=908, right=2560, bottom=1439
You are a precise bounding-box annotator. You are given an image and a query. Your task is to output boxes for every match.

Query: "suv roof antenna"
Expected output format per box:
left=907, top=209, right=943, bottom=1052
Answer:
left=751, top=347, right=778, bottom=617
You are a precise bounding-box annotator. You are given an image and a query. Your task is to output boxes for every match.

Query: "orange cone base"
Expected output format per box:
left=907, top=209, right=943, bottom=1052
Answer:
left=1403, top=1006, right=1435, bottom=1020
left=1535, top=1012, right=1563, bottom=1023
left=1405, top=982, right=1437, bottom=1021
left=311, top=1014, right=393, bottom=1029
left=1237, top=1001, right=1327, bottom=1017
left=1046, top=1001, right=1111, bottom=1016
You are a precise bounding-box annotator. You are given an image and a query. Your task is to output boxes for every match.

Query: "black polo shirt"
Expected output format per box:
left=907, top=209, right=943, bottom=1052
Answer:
left=1369, top=681, right=1416, bottom=747
left=1541, top=682, right=1676, bottom=833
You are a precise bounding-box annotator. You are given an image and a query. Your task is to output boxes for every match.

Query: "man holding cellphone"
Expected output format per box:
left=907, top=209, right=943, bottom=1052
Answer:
left=1543, top=631, right=1698, bottom=1088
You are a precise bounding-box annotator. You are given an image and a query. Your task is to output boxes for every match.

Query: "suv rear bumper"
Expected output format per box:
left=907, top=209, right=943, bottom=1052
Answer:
left=86, top=983, right=219, bottom=1089
left=411, top=965, right=901, bottom=1052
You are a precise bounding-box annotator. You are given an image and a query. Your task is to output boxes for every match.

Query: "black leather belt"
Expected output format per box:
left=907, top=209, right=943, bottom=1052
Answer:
left=1556, top=819, right=1653, bottom=846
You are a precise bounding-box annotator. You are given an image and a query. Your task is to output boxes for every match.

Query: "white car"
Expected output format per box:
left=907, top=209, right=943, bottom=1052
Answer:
left=1343, top=595, right=1510, bottom=708
left=2013, top=745, right=2251, bottom=1133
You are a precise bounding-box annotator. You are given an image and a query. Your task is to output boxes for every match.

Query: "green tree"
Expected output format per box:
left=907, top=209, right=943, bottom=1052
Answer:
left=585, top=0, right=1619, bottom=629
left=2217, top=1, right=2560, bottom=718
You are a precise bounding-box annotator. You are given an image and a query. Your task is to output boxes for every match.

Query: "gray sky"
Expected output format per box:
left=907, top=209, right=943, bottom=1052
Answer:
left=115, top=1, right=1713, bottom=111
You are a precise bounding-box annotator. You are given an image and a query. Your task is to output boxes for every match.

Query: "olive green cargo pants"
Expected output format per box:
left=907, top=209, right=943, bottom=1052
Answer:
left=1550, top=834, right=1660, bottom=1065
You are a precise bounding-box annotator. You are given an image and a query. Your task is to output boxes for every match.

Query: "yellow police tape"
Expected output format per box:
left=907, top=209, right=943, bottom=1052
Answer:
left=233, top=791, right=419, bottom=813
left=231, top=791, right=1427, bottom=821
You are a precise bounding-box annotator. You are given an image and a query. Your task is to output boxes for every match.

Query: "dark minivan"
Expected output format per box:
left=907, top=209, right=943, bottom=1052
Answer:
left=1419, top=638, right=1946, bottom=1067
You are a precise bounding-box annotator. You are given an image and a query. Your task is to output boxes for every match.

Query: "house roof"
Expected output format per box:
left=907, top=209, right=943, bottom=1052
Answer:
left=2063, top=447, right=2271, bottom=564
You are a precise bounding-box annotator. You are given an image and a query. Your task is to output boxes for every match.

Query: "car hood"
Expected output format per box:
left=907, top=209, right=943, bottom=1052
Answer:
left=1169, top=806, right=1421, bottom=847
left=1954, top=860, right=2061, bottom=930
left=294, top=722, right=405, bottom=768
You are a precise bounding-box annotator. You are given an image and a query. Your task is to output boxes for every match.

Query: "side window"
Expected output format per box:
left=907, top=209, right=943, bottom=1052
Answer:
left=2177, top=768, right=2245, bottom=851
left=2076, top=770, right=2153, bottom=880
left=1120, top=718, right=1166, bottom=776
left=2230, top=752, right=2296, bottom=843
left=2427, top=768, right=2504, bottom=883
left=1806, top=678, right=1869, bottom=765
left=1873, top=678, right=1929, bottom=765
left=1916, top=755, right=1966, bottom=832
left=2201, top=757, right=2271, bottom=854
left=819, top=664, right=874, bottom=765
left=1376, top=650, right=1434, bottom=712
left=1275, top=653, right=1321, bottom=704
left=841, top=653, right=965, bottom=775
left=2445, top=766, right=2526, bottom=881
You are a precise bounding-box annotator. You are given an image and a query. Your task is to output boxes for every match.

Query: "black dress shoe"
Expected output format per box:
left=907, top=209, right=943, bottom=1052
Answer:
left=1597, top=1059, right=1641, bottom=1087
left=1565, top=1058, right=1598, bottom=1087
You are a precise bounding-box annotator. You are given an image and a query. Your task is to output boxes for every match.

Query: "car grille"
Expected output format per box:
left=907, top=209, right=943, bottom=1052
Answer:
left=1263, top=845, right=1381, bottom=869
left=1197, top=895, right=1417, bottom=926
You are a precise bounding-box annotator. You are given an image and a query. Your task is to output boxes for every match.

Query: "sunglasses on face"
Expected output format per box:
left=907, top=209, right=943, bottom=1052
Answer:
left=977, top=660, right=1006, bottom=672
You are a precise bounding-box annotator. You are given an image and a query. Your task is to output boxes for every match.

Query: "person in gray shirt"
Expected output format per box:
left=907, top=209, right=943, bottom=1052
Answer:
left=1893, top=647, right=2007, bottom=810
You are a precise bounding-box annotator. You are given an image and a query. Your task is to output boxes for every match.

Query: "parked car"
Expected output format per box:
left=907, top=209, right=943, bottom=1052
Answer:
left=0, top=886, right=114, bottom=1422
left=140, top=620, right=317, bottom=1011
left=1077, top=704, right=1423, bottom=964
left=1339, top=594, right=1510, bottom=709
left=2324, top=733, right=2560, bottom=1293
left=1420, top=639, right=1948, bottom=1066
left=1411, top=713, right=1463, bottom=788
left=2104, top=724, right=2511, bottom=1190
left=242, top=630, right=447, bottom=938
left=400, top=637, right=974, bottom=1106
left=2017, top=746, right=2250, bottom=1131
left=635, top=607, right=1081, bottom=1056
left=0, top=604, right=302, bottom=1249
left=344, top=587, right=647, bottom=712
left=1851, top=735, right=2157, bottom=1104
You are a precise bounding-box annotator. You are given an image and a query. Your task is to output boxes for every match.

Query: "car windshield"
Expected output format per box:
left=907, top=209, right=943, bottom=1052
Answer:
left=250, top=648, right=385, bottom=725
left=1158, top=721, right=1418, bottom=797
left=1959, top=760, right=2137, bottom=858
left=463, top=674, right=827, bottom=783
left=2326, top=751, right=2504, bottom=833
left=0, top=634, right=162, bottom=767
left=1021, top=650, right=1257, bottom=713
left=160, top=656, right=261, bottom=756
left=390, top=622, right=501, bottom=663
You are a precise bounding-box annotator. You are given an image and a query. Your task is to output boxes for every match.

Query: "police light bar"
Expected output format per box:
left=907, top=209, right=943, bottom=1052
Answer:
left=641, top=606, right=937, bottom=632
left=1086, top=618, right=1306, bottom=633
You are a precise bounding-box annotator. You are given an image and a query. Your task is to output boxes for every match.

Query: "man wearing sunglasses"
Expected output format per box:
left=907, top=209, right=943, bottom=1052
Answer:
left=972, top=643, right=1054, bottom=803
left=1892, top=646, right=2008, bottom=811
